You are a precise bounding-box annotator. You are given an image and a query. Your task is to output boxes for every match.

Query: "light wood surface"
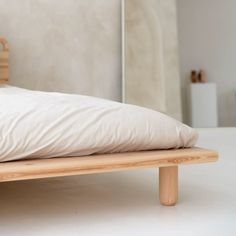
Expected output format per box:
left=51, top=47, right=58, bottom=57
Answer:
left=0, top=38, right=9, bottom=83
left=0, top=147, right=218, bottom=183
left=159, top=166, right=178, bottom=206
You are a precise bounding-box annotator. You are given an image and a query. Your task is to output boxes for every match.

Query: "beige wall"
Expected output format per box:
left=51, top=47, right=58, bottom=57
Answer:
left=0, top=0, right=182, bottom=120
left=124, top=0, right=166, bottom=112
left=0, top=0, right=122, bottom=101
left=124, top=0, right=182, bottom=120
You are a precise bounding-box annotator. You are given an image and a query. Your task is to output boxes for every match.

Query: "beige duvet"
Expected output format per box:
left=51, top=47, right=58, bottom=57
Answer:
left=0, top=85, right=198, bottom=162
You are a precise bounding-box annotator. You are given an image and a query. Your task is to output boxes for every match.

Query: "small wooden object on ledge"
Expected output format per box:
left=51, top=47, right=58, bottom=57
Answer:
left=190, top=70, right=207, bottom=83
left=191, top=70, right=198, bottom=83
left=198, top=70, right=206, bottom=83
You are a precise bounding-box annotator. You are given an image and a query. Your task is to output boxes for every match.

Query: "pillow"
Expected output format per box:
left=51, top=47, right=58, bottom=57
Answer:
left=0, top=86, right=198, bottom=162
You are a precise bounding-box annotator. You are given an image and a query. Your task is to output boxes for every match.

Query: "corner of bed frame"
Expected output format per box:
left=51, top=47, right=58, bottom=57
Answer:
left=0, top=38, right=9, bottom=83
left=0, top=147, right=218, bottom=206
left=158, top=148, right=218, bottom=206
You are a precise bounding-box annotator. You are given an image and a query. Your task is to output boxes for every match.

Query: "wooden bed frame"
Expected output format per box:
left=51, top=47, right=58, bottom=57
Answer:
left=0, top=38, right=218, bottom=206
left=0, top=38, right=9, bottom=83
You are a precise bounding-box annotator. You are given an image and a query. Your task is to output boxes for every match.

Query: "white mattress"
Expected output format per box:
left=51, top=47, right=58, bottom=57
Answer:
left=0, top=85, right=198, bottom=162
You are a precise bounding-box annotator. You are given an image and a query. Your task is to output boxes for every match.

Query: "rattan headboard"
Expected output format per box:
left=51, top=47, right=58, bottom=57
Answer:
left=0, top=38, right=9, bottom=83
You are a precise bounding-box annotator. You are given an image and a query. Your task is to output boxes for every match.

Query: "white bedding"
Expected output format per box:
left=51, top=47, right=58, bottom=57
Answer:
left=0, top=85, right=198, bottom=162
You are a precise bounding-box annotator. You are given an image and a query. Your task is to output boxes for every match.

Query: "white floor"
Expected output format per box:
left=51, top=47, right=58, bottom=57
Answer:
left=0, top=128, right=235, bottom=236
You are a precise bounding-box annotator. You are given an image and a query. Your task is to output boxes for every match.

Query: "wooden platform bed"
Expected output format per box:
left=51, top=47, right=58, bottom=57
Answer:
left=0, top=38, right=218, bottom=206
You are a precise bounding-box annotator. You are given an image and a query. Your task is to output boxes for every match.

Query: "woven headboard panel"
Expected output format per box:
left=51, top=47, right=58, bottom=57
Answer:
left=0, top=38, right=9, bottom=83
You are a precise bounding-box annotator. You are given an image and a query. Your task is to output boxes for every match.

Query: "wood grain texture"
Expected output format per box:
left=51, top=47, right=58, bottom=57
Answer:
left=0, top=38, right=9, bottom=82
left=159, top=166, right=178, bottom=206
left=0, top=147, right=218, bottom=182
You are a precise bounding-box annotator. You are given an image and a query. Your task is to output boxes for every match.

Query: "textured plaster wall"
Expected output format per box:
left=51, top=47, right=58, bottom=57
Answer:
left=124, top=0, right=166, bottom=112
left=124, top=0, right=182, bottom=120
left=0, top=0, right=181, bottom=119
left=0, top=0, right=122, bottom=101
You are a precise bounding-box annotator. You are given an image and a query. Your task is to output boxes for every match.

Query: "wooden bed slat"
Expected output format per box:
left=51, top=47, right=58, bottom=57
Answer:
left=0, top=38, right=9, bottom=83
left=0, top=147, right=218, bottom=182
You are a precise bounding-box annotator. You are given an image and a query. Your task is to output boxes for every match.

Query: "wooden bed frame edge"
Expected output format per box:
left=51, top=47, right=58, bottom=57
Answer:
left=0, top=147, right=218, bottom=206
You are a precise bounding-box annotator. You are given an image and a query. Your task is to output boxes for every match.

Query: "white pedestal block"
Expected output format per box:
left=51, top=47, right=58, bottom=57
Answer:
left=190, top=83, right=218, bottom=128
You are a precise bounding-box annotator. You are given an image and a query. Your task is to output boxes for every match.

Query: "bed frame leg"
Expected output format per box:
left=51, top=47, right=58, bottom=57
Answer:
left=159, top=166, right=178, bottom=206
